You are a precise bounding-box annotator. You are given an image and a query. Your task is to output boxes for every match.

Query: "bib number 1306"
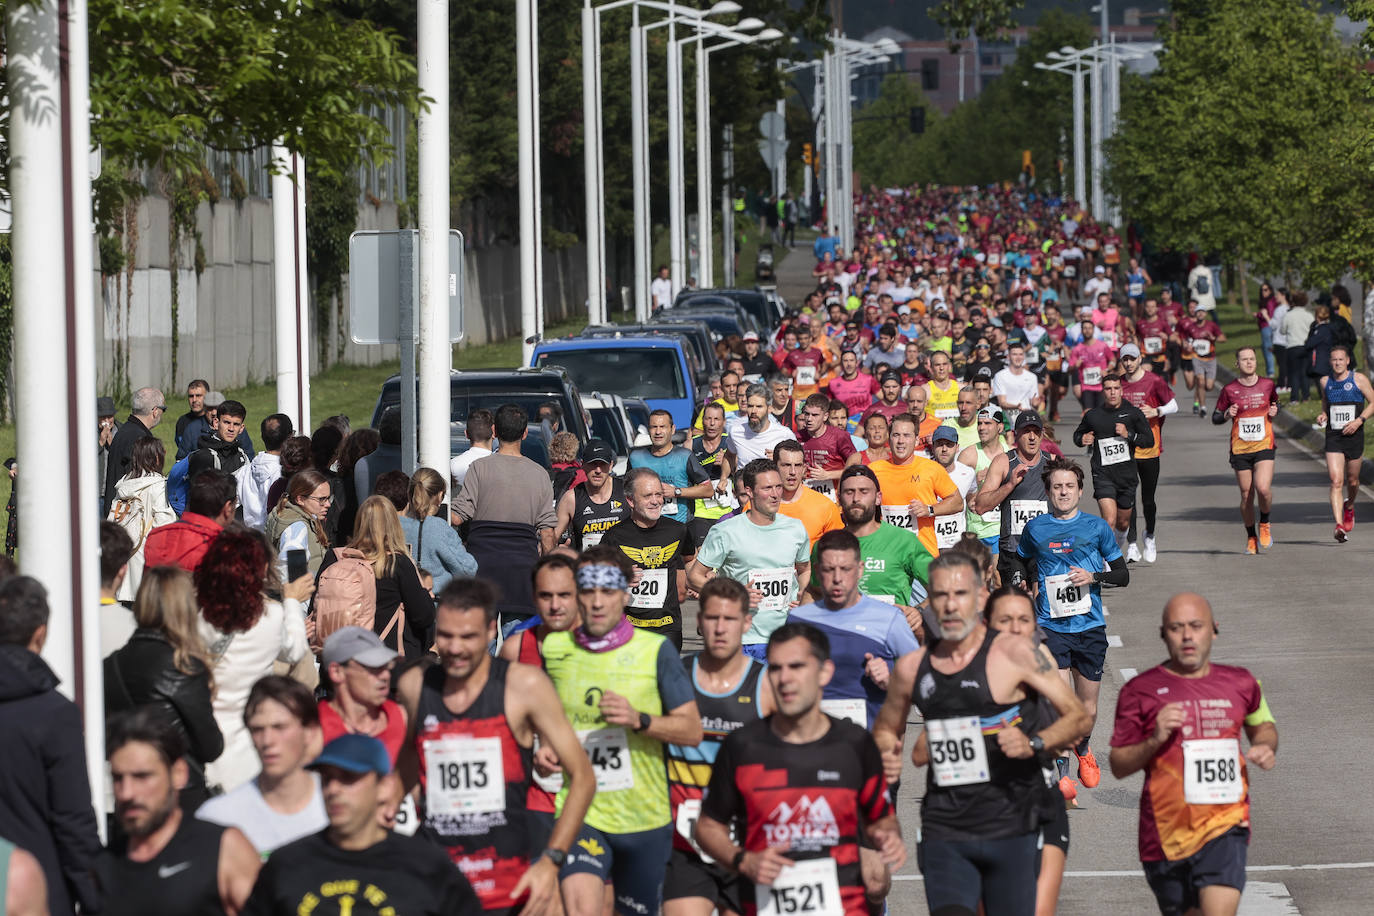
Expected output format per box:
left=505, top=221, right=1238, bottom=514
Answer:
left=756, top=858, right=843, bottom=916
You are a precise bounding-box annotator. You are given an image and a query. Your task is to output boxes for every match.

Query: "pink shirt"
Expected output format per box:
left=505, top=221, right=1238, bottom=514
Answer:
left=825, top=373, right=880, bottom=415
left=1070, top=339, right=1113, bottom=391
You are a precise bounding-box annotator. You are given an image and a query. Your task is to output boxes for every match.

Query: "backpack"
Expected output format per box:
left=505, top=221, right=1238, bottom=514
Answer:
left=1194, top=272, right=1210, bottom=295
left=107, top=491, right=153, bottom=552
left=166, top=456, right=190, bottom=515
left=309, top=548, right=405, bottom=654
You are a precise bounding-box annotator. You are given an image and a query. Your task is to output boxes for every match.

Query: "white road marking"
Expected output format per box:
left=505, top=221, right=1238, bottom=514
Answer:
left=1120, top=667, right=1138, bottom=681
left=1240, top=881, right=1300, bottom=915
left=1107, top=634, right=1123, bottom=648
left=891, top=861, right=1374, bottom=882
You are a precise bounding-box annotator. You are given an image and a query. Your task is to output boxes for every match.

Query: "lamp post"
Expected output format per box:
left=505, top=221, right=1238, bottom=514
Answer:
left=1037, top=49, right=1088, bottom=207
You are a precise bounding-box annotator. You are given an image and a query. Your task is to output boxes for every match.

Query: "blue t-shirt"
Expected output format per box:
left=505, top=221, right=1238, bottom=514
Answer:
left=1016, top=510, right=1121, bottom=634
left=628, top=446, right=709, bottom=523
left=788, top=597, right=920, bottom=728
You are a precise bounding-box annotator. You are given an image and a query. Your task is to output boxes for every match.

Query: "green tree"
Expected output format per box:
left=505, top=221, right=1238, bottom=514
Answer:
left=929, top=0, right=1027, bottom=49
left=852, top=74, right=942, bottom=187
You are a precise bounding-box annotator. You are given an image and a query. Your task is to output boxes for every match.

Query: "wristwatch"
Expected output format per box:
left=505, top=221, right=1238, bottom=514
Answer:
left=1029, top=734, right=1045, bottom=754
left=731, top=849, right=748, bottom=872
left=635, top=711, right=652, bottom=733
left=674, top=486, right=681, bottom=498
left=542, top=848, right=568, bottom=867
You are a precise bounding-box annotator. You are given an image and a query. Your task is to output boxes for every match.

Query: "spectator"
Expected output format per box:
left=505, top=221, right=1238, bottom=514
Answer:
left=179, top=386, right=256, bottom=461
left=334, top=427, right=380, bottom=540
left=1282, top=291, right=1315, bottom=402
left=241, top=413, right=294, bottom=530
left=538, top=400, right=564, bottom=434
left=450, top=408, right=495, bottom=492
left=309, top=425, right=346, bottom=544
left=373, top=470, right=410, bottom=512
left=398, top=468, right=477, bottom=594
left=197, top=676, right=327, bottom=856
left=102, top=386, right=166, bottom=513
left=317, top=496, right=436, bottom=660
left=0, top=576, right=101, bottom=915
left=196, top=529, right=312, bottom=793
left=263, top=436, right=313, bottom=511
left=187, top=398, right=251, bottom=485
left=173, top=379, right=210, bottom=459
left=108, top=436, right=177, bottom=602
left=98, top=520, right=135, bottom=655
left=1271, top=288, right=1292, bottom=392
left=354, top=407, right=403, bottom=502
left=1304, top=301, right=1358, bottom=382
left=0, top=835, right=46, bottom=915
left=143, top=468, right=237, bottom=573
left=104, top=567, right=223, bottom=811
left=265, top=469, right=333, bottom=581
left=97, top=395, right=120, bottom=508
left=549, top=431, right=586, bottom=502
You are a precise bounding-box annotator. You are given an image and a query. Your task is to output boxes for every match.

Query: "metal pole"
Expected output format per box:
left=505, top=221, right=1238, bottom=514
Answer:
left=630, top=13, right=648, bottom=319
left=292, top=153, right=311, bottom=435
left=518, top=0, right=542, bottom=364
left=592, top=8, right=607, bottom=324
left=1073, top=61, right=1086, bottom=207
left=399, top=231, right=417, bottom=473
left=823, top=46, right=838, bottom=240
left=1089, top=46, right=1104, bottom=221
left=696, top=35, right=712, bottom=288
left=667, top=9, right=683, bottom=294
left=775, top=97, right=786, bottom=200
left=581, top=4, right=603, bottom=324
left=418, top=0, right=451, bottom=477
left=722, top=123, right=734, bottom=286
left=272, top=145, right=299, bottom=423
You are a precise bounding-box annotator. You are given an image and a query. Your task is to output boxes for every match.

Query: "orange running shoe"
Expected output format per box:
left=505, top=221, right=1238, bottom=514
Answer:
left=1058, top=776, right=1079, bottom=807
left=1076, top=747, right=1101, bottom=788
left=1259, top=522, right=1273, bottom=548
left=1246, top=536, right=1258, bottom=555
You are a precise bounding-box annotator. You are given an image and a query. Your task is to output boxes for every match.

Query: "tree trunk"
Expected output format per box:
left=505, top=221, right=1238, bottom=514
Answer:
left=1237, top=261, right=1250, bottom=318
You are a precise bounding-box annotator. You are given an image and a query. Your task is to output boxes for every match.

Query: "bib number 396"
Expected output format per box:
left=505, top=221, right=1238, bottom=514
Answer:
left=925, top=716, right=990, bottom=786
left=756, top=858, right=843, bottom=916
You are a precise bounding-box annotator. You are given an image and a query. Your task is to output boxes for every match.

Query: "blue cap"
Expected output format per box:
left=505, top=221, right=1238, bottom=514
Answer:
left=307, top=734, right=392, bottom=776
left=931, top=425, right=959, bottom=445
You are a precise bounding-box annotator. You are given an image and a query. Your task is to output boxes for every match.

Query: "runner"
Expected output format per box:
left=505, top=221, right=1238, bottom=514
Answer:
left=823, top=350, right=880, bottom=417
left=555, top=439, right=630, bottom=550
left=601, top=467, right=697, bottom=649
left=1120, top=344, right=1179, bottom=563
left=929, top=425, right=978, bottom=554
left=1010, top=456, right=1130, bottom=796
left=1069, top=318, right=1113, bottom=413
left=924, top=352, right=962, bottom=421
left=796, top=394, right=860, bottom=497
left=951, top=387, right=982, bottom=449
left=395, top=578, right=596, bottom=914
left=690, top=403, right=735, bottom=547
left=725, top=384, right=797, bottom=466
left=541, top=547, right=704, bottom=916
left=869, top=413, right=964, bottom=558
left=1072, top=373, right=1154, bottom=556
left=872, top=553, right=1090, bottom=916
left=687, top=458, right=812, bottom=660
left=1212, top=348, right=1280, bottom=554
left=992, top=342, right=1044, bottom=417
left=974, top=411, right=1050, bottom=586
left=1182, top=304, right=1226, bottom=416
left=860, top=413, right=891, bottom=465
left=316, top=628, right=407, bottom=761
left=629, top=414, right=714, bottom=527
left=1158, top=288, right=1186, bottom=385
left=1109, top=593, right=1279, bottom=916
left=790, top=530, right=920, bottom=729
left=774, top=439, right=845, bottom=546
left=768, top=375, right=797, bottom=432
left=695, top=622, right=906, bottom=916
left=1136, top=299, right=1173, bottom=378
left=1317, top=344, right=1374, bottom=542
left=781, top=326, right=832, bottom=402
left=958, top=407, right=1010, bottom=551
left=902, top=383, right=944, bottom=455
left=662, top=578, right=774, bottom=916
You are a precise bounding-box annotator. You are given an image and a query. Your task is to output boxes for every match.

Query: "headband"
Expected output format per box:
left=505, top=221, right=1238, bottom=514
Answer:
left=577, top=563, right=628, bottom=591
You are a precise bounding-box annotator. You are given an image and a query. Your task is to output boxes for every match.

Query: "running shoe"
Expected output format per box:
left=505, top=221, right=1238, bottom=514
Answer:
left=1126, top=543, right=1141, bottom=563
left=1142, top=534, right=1157, bottom=563
left=1259, top=522, right=1273, bottom=548
left=1246, top=536, right=1258, bottom=555
left=1343, top=500, right=1355, bottom=532
left=1058, top=776, right=1079, bottom=807
left=1076, top=747, right=1101, bottom=788
left=1335, top=525, right=1348, bottom=543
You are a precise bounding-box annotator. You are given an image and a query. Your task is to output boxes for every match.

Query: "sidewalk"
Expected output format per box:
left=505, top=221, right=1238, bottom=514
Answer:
left=771, top=236, right=818, bottom=306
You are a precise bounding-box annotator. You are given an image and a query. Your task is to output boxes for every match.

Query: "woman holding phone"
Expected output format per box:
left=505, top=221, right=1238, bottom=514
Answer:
left=265, top=469, right=332, bottom=582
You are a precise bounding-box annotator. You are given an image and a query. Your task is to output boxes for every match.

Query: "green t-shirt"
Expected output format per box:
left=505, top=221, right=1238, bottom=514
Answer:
left=809, top=523, right=932, bottom=605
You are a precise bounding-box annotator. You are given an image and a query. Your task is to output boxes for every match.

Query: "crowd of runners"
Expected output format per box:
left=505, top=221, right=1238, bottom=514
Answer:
left=0, top=183, right=1322, bottom=916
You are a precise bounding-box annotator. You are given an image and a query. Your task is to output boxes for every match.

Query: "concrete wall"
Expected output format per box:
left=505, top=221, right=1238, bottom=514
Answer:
left=97, top=194, right=588, bottom=393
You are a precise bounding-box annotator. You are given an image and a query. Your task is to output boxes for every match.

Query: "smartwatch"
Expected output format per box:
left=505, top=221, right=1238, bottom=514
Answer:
left=542, top=848, right=568, bottom=868
left=635, top=711, right=652, bottom=733
left=1029, top=734, right=1045, bottom=754
left=731, top=849, right=747, bottom=872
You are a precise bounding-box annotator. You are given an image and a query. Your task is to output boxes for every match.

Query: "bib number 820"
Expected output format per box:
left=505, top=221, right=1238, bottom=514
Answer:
left=929, top=737, right=978, bottom=765
left=768, top=883, right=828, bottom=914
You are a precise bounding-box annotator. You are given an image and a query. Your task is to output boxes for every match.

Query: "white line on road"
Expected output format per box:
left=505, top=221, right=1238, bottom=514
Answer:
left=1107, top=634, right=1123, bottom=648
left=1120, top=667, right=1138, bottom=681
left=890, top=861, right=1374, bottom=881
left=1240, top=882, right=1301, bottom=915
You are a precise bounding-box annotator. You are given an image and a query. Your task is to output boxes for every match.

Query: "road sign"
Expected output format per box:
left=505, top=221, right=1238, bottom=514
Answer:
left=348, top=229, right=465, bottom=344
left=757, top=111, right=788, bottom=172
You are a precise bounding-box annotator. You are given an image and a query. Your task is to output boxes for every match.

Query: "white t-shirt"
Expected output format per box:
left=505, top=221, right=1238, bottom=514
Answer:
left=450, top=445, right=493, bottom=490
left=991, top=367, right=1040, bottom=410
left=1082, top=276, right=1113, bottom=300
left=197, top=774, right=328, bottom=855
left=1188, top=265, right=1217, bottom=311
left=726, top=416, right=795, bottom=465
left=651, top=276, right=674, bottom=309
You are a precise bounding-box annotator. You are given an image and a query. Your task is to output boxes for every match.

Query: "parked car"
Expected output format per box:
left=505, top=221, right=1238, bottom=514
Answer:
left=581, top=321, right=717, bottom=385
left=657, top=302, right=761, bottom=342
left=532, top=336, right=697, bottom=428
left=581, top=393, right=648, bottom=474
left=676, top=287, right=781, bottom=334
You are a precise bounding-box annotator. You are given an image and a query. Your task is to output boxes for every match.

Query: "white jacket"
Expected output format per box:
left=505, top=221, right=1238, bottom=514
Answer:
left=110, top=473, right=177, bottom=602
left=239, top=452, right=282, bottom=530
left=200, top=596, right=309, bottom=792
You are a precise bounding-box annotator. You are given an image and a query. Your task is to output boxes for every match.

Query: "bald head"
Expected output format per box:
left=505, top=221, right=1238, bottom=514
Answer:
left=1160, top=592, right=1217, bottom=673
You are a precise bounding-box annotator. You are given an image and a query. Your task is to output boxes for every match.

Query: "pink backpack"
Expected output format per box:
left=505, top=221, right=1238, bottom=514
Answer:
left=310, top=548, right=404, bottom=653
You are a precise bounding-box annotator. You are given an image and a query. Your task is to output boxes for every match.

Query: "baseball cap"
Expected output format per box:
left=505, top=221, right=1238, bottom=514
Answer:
left=96, top=396, right=116, bottom=418
left=897, top=305, right=911, bottom=315
left=307, top=734, right=392, bottom=776
left=1119, top=343, right=1142, bottom=359
left=1095, top=265, right=1106, bottom=274
left=977, top=406, right=1004, bottom=423
left=931, top=425, right=959, bottom=444
left=581, top=439, right=616, bottom=467
left=1079, top=307, right=1094, bottom=319
left=742, top=331, right=760, bottom=342
left=880, top=370, right=902, bottom=386
left=1014, top=410, right=1045, bottom=432
left=322, top=626, right=399, bottom=669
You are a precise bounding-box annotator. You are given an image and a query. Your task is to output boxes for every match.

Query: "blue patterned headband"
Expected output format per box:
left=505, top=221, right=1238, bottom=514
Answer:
left=577, top=563, right=628, bottom=591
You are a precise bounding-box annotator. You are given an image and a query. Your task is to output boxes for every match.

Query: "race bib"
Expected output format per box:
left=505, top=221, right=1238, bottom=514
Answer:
left=1104, top=243, right=1118, bottom=257
left=393, top=793, right=420, bottom=836
left=1129, top=281, right=1145, bottom=296
left=1238, top=416, right=1267, bottom=443
left=867, top=593, right=897, bottom=605
left=1044, top=573, right=1092, bottom=619
left=424, top=735, right=505, bottom=817
left=796, top=365, right=818, bottom=386
left=1009, top=499, right=1047, bottom=536
left=806, top=478, right=837, bottom=502
left=1063, top=265, right=1077, bottom=278
left=1082, top=366, right=1103, bottom=386
left=578, top=728, right=633, bottom=791
left=934, top=407, right=959, bottom=419
left=756, top=858, right=843, bottom=916
left=1098, top=436, right=1130, bottom=466
left=581, top=530, right=605, bottom=548
left=1025, top=347, right=1041, bottom=365
left=935, top=512, right=966, bottom=549
left=629, top=567, right=669, bottom=609
left=674, top=798, right=713, bottom=862
left=1183, top=738, right=1243, bottom=805
left=820, top=697, right=867, bottom=728
left=749, top=567, right=794, bottom=613
left=1331, top=403, right=1358, bottom=428
left=926, top=716, right=990, bottom=786
left=1192, top=338, right=1213, bottom=358
left=1144, top=336, right=1163, bottom=355
left=662, top=497, right=679, bottom=516
left=1100, top=330, right=1119, bottom=349
left=881, top=505, right=914, bottom=530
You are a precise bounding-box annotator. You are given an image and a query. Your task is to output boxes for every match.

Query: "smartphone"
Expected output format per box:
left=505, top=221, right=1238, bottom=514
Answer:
left=286, top=549, right=309, bottom=583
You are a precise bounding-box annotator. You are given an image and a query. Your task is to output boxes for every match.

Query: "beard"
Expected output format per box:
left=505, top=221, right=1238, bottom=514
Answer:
left=843, top=502, right=878, bottom=526
left=117, top=788, right=179, bottom=839
left=748, top=414, right=767, bottom=433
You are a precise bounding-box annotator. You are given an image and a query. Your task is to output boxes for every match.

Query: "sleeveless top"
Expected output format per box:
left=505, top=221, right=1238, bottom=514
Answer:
left=572, top=480, right=630, bottom=550
left=998, top=450, right=1048, bottom=556
left=666, top=654, right=766, bottom=856
left=510, top=627, right=559, bottom=814
left=692, top=436, right=731, bottom=521
left=318, top=698, right=408, bottom=764
left=913, top=629, right=1049, bottom=840
left=98, top=815, right=225, bottom=916
left=1325, top=373, right=1365, bottom=437
left=967, top=447, right=1003, bottom=538
left=413, top=658, right=534, bottom=910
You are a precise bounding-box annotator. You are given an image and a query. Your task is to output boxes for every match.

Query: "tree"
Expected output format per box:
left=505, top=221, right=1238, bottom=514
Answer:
left=929, top=0, right=1026, bottom=50
left=852, top=74, right=942, bottom=187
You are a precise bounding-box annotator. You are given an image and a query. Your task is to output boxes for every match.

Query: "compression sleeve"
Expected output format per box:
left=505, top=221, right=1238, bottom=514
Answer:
left=1157, top=398, right=1179, bottom=417
left=1211, top=408, right=1229, bottom=425
left=1092, top=555, right=1129, bottom=588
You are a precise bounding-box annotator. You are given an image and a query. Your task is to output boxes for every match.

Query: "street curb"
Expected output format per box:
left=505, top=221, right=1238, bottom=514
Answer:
left=1215, top=365, right=1374, bottom=487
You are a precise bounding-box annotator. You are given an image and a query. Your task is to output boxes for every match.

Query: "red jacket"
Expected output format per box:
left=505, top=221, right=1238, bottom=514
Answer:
left=142, top=513, right=222, bottom=573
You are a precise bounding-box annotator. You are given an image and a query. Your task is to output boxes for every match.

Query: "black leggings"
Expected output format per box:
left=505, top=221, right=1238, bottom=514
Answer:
left=1127, top=457, right=1161, bottom=541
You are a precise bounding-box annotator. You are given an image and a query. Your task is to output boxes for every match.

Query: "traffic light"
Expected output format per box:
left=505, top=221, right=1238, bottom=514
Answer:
left=909, top=106, right=926, bottom=134
left=802, top=143, right=813, bottom=165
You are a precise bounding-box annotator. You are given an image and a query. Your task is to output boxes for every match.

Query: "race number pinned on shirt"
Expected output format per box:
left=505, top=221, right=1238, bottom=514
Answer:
left=629, top=568, right=669, bottom=609
left=934, top=407, right=959, bottom=419
left=1044, top=573, right=1091, bottom=619
left=674, top=799, right=714, bottom=863
left=749, top=567, right=794, bottom=613
left=1144, top=336, right=1163, bottom=355
left=662, top=497, right=679, bottom=516
left=582, top=531, right=605, bottom=549
left=393, top=794, right=420, bottom=836
left=1009, top=499, right=1047, bottom=536
left=1098, top=436, right=1130, bottom=466
left=756, top=858, right=844, bottom=916
left=935, top=512, right=966, bottom=549
left=926, top=716, right=990, bottom=786
left=424, top=735, right=506, bottom=817
left=578, top=728, right=634, bottom=792
left=1025, top=347, right=1041, bottom=365
left=1183, top=738, right=1243, bottom=805
left=1192, top=338, right=1213, bottom=358
left=1082, top=366, right=1103, bottom=386
left=806, top=478, right=837, bottom=502
left=1100, top=330, right=1119, bottom=349
left=795, top=365, right=818, bottom=387
left=1330, top=404, right=1358, bottom=428
left=881, top=505, right=915, bottom=531
left=820, top=698, right=867, bottom=728
left=1238, top=416, right=1267, bottom=443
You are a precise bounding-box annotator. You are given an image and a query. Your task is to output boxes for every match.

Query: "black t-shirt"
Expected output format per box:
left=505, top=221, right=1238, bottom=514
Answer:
left=243, top=831, right=480, bottom=916
left=599, top=518, right=695, bottom=630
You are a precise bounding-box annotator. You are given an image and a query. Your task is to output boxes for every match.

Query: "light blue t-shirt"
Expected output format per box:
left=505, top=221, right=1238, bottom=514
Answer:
left=788, top=596, right=920, bottom=727
left=697, top=512, right=810, bottom=645
left=628, top=446, right=709, bottom=523
left=1017, top=510, right=1122, bottom=634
